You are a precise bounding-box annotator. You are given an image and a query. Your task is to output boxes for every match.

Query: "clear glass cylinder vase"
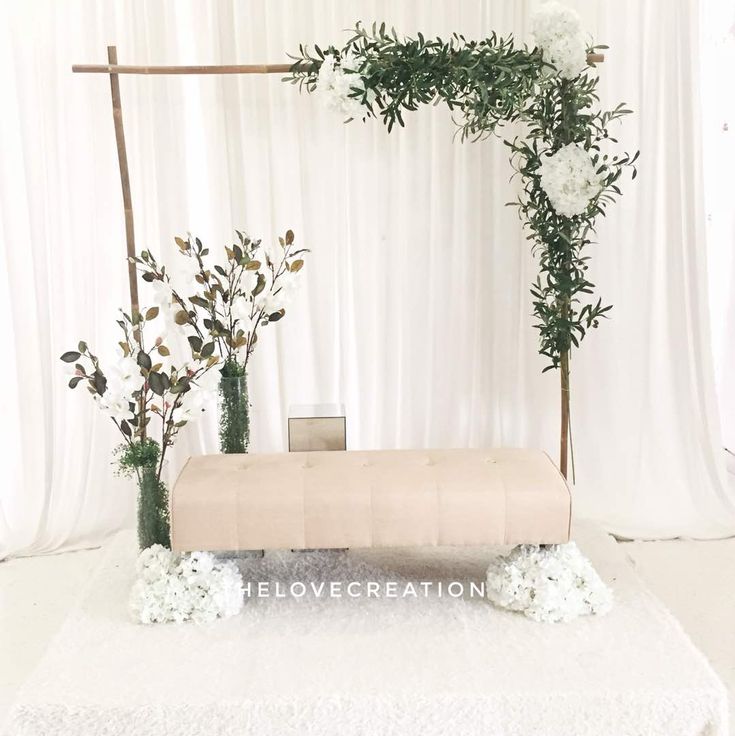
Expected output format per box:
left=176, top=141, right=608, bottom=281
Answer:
left=135, top=463, right=170, bottom=550
left=219, top=374, right=250, bottom=454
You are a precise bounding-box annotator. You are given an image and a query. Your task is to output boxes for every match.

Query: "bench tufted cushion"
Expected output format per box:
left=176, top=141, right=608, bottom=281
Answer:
left=170, top=448, right=571, bottom=551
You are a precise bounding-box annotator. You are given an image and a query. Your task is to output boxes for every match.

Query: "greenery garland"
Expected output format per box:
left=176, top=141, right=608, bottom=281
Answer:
left=286, top=16, right=638, bottom=474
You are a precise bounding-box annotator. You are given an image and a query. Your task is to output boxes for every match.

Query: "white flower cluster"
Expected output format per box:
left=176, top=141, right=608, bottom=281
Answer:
left=171, top=367, right=220, bottom=424
left=146, top=236, right=304, bottom=376
left=259, top=238, right=303, bottom=313
left=530, top=1, right=588, bottom=80
left=96, top=352, right=142, bottom=422
left=230, top=272, right=301, bottom=327
left=539, top=142, right=602, bottom=217
left=316, top=51, right=369, bottom=121
left=130, top=545, right=244, bottom=624
left=485, top=542, right=613, bottom=623
left=151, top=275, right=185, bottom=340
left=150, top=253, right=211, bottom=341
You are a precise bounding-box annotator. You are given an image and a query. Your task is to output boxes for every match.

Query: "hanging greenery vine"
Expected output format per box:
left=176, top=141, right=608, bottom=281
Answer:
left=285, top=3, right=638, bottom=475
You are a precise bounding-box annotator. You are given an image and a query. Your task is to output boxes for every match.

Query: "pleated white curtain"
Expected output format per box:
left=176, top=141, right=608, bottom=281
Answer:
left=1, top=0, right=733, bottom=558
left=701, top=1, right=735, bottom=458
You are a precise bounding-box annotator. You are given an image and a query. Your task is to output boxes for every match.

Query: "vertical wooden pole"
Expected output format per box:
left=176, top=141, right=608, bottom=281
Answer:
left=107, top=46, right=146, bottom=441
left=107, top=45, right=140, bottom=319
left=559, top=350, right=570, bottom=479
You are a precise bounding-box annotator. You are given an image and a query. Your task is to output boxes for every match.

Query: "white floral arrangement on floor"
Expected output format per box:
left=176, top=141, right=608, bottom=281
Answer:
left=486, top=542, right=613, bottom=623
left=130, top=545, right=244, bottom=624
left=530, top=1, right=588, bottom=80
left=539, top=142, right=603, bottom=217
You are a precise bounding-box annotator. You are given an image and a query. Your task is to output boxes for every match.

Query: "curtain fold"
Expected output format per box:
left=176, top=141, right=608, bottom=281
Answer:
left=701, top=1, right=735, bottom=460
left=1, top=0, right=733, bottom=558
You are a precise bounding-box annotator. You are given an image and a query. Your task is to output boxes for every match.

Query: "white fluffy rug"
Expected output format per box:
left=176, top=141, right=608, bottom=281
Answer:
left=3, top=522, right=728, bottom=736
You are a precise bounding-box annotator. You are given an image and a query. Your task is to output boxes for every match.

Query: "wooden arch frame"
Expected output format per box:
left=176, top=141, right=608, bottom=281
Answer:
left=73, top=46, right=605, bottom=477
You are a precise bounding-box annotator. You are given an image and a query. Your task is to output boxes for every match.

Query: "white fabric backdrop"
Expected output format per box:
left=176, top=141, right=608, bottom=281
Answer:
left=701, top=1, right=735, bottom=457
left=2, top=0, right=734, bottom=558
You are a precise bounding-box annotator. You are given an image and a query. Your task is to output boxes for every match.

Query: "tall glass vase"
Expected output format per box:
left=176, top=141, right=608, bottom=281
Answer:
left=219, top=374, right=250, bottom=454
left=135, top=464, right=170, bottom=550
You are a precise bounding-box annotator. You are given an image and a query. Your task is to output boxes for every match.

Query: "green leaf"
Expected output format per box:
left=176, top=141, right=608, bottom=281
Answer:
left=92, top=371, right=107, bottom=395
left=137, top=351, right=152, bottom=371
left=68, top=376, right=83, bottom=389
left=190, top=296, right=210, bottom=309
left=169, top=377, right=191, bottom=395
left=60, top=351, right=81, bottom=363
left=200, top=342, right=215, bottom=358
left=148, top=372, right=165, bottom=396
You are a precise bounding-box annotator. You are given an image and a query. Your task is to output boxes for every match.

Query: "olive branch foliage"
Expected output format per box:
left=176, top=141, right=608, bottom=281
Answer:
left=287, top=23, right=638, bottom=371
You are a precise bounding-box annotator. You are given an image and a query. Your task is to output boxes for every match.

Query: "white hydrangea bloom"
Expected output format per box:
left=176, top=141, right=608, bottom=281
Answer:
left=136, top=544, right=177, bottom=581
left=178, top=550, right=216, bottom=581
left=538, top=142, right=602, bottom=217
left=530, top=1, right=588, bottom=79
left=316, top=51, right=369, bottom=121
left=129, top=578, right=167, bottom=624
left=486, top=542, right=613, bottom=622
left=130, top=545, right=244, bottom=624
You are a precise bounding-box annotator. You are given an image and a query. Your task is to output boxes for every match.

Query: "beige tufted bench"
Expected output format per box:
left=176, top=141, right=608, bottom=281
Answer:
left=170, top=448, right=571, bottom=552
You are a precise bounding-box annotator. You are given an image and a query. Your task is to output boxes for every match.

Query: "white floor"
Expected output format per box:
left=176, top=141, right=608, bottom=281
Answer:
left=1, top=535, right=734, bottom=732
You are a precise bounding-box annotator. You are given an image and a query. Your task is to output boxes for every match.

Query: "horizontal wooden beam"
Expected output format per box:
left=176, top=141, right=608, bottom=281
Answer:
left=72, top=54, right=604, bottom=75
left=72, top=63, right=295, bottom=75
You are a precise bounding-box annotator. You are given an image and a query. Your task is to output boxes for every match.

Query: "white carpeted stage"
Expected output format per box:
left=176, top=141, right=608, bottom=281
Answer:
left=3, top=523, right=728, bottom=736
